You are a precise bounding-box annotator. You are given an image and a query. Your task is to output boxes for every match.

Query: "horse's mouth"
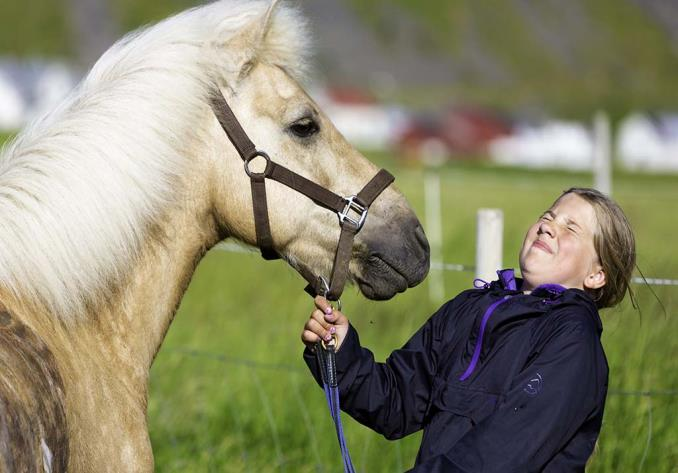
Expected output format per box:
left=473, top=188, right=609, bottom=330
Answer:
left=352, top=220, right=430, bottom=300
left=355, top=254, right=415, bottom=300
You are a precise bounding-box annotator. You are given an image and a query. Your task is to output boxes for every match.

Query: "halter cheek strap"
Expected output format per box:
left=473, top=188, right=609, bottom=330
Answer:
left=210, top=90, right=394, bottom=301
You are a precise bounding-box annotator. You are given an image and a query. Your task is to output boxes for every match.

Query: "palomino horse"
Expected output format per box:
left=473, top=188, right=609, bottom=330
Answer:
left=0, top=1, right=430, bottom=471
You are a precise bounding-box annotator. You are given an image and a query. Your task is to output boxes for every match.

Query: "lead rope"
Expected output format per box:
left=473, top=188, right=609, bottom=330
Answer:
left=313, top=279, right=354, bottom=473
left=315, top=336, right=356, bottom=473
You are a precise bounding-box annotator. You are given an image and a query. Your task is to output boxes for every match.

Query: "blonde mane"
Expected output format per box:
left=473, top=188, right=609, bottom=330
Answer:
left=0, top=0, right=311, bottom=322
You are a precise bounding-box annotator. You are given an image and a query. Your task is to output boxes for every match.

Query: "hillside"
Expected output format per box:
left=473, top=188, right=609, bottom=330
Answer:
left=2, top=0, right=678, bottom=117
left=346, top=0, right=678, bottom=117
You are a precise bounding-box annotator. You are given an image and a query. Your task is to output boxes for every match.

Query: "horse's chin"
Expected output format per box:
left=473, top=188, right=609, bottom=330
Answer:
left=354, top=254, right=418, bottom=300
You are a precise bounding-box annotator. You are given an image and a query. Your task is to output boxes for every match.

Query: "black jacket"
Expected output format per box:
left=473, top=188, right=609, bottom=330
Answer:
left=304, top=269, right=608, bottom=472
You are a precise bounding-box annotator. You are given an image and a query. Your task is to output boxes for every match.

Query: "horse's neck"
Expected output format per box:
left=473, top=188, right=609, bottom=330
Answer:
left=2, top=180, right=219, bottom=387
left=100, top=200, right=219, bottom=373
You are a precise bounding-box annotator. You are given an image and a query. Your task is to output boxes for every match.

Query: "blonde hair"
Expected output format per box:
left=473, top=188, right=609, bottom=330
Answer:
left=556, top=188, right=636, bottom=308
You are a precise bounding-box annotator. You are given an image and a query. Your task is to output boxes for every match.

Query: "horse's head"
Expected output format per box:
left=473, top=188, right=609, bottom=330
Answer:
left=206, top=1, right=429, bottom=300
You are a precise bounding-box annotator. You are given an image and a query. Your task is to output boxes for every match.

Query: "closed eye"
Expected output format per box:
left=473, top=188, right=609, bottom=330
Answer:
left=539, top=210, right=557, bottom=223
left=289, top=117, right=320, bottom=138
left=566, top=219, right=581, bottom=234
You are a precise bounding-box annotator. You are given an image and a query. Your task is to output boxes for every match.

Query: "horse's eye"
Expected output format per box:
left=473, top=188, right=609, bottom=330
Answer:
left=289, top=118, right=319, bottom=138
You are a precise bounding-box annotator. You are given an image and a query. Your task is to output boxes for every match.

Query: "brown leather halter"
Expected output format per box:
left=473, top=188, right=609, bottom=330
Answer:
left=210, top=91, right=394, bottom=304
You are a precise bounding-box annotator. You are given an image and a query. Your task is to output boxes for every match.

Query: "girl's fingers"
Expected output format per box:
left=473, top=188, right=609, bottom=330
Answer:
left=310, top=309, right=331, bottom=329
left=301, top=329, right=320, bottom=345
left=303, top=297, right=348, bottom=350
left=329, top=312, right=348, bottom=326
left=314, top=296, right=333, bottom=314
left=304, top=317, right=336, bottom=343
left=313, top=296, right=345, bottom=324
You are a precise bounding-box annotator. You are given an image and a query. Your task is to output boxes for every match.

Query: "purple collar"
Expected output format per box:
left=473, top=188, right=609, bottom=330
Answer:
left=495, top=269, right=567, bottom=298
left=532, top=283, right=567, bottom=296
left=497, top=269, right=518, bottom=291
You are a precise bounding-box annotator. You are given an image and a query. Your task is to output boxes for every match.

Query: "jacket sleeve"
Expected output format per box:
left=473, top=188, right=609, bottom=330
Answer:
left=408, top=311, right=608, bottom=473
left=303, top=299, right=459, bottom=440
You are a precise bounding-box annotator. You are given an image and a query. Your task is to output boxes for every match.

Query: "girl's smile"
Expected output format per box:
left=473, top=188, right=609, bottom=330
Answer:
left=532, top=239, right=553, bottom=254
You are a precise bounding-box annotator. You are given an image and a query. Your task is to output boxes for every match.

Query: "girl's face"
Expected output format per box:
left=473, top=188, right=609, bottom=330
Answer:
left=519, top=193, right=606, bottom=292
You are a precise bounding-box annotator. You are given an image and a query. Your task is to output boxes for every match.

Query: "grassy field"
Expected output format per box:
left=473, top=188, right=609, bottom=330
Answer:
left=147, top=157, right=678, bottom=472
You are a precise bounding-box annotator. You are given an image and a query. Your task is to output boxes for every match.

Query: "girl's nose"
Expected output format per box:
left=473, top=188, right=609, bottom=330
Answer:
left=537, top=221, right=555, bottom=238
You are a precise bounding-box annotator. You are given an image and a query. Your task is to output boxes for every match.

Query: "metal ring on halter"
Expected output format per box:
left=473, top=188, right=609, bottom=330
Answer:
left=319, top=276, right=342, bottom=311
left=244, top=150, right=273, bottom=178
left=321, top=333, right=338, bottom=350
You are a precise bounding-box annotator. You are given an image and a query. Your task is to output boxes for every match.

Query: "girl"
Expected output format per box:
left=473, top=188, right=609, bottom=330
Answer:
left=301, top=187, right=636, bottom=472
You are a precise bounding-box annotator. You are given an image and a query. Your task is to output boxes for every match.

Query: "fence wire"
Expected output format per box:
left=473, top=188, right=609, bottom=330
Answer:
left=215, top=244, right=678, bottom=287
left=165, top=347, right=678, bottom=400
left=159, top=346, right=676, bottom=471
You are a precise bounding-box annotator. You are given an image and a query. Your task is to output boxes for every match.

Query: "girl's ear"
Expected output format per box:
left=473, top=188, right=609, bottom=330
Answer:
left=584, top=268, right=606, bottom=290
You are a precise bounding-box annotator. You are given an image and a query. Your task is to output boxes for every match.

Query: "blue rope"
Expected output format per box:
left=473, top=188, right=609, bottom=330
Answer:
left=323, top=383, right=355, bottom=473
left=316, top=342, right=356, bottom=473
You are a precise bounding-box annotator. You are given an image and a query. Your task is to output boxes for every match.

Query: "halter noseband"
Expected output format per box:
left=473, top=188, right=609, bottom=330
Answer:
left=210, top=91, right=394, bottom=302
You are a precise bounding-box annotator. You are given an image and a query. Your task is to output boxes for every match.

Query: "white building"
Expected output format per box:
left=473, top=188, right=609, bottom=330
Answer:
left=311, top=86, right=409, bottom=151
left=0, top=60, right=77, bottom=132
left=617, top=113, right=678, bottom=172
left=489, top=121, right=593, bottom=171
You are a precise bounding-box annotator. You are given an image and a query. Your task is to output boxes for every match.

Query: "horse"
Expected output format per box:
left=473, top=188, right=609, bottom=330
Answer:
left=0, top=1, right=430, bottom=471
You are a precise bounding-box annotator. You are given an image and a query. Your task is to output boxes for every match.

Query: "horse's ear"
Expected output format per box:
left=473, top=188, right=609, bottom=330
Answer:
left=259, top=0, right=282, bottom=44
left=213, top=1, right=283, bottom=85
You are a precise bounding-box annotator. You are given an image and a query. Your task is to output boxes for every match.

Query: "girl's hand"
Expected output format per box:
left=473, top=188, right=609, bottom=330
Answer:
left=301, top=296, right=350, bottom=351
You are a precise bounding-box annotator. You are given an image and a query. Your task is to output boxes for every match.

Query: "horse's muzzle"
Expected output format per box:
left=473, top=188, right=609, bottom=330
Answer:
left=355, top=217, right=430, bottom=300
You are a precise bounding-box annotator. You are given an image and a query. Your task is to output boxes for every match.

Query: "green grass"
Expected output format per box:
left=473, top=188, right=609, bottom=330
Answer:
left=0, top=131, right=674, bottom=470
left=0, top=133, right=15, bottom=144
left=148, top=158, right=678, bottom=472
left=0, top=0, right=72, bottom=58
left=0, top=0, right=200, bottom=59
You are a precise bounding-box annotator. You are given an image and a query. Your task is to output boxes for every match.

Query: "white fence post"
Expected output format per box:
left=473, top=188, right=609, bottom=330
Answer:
left=475, top=209, right=503, bottom=282
left=593, top=111, right=612, bottom=196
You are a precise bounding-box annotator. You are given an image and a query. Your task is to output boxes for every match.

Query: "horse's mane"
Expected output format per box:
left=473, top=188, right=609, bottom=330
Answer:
left=0, top=0, right=311, bottom=322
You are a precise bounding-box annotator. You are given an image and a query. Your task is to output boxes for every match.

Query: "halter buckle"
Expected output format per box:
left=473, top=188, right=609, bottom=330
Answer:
left=339, top=196, right=368, bottom=230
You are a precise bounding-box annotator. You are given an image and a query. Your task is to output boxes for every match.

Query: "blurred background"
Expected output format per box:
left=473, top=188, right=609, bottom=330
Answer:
left=1, top=1, right=677, bottom=472
left=4, top=0, right=678, bottom=170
